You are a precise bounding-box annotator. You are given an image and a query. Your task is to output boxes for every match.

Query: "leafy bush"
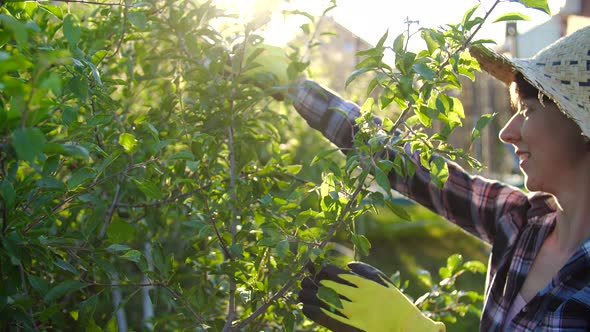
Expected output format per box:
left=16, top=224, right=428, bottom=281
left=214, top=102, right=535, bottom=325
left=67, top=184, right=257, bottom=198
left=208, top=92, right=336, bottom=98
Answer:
left=0, top=0, right=548, bottom=330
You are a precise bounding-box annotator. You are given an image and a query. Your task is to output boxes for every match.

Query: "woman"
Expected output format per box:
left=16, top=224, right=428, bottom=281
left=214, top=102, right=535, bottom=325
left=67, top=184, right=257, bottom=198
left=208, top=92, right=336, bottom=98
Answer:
left=294, top=26, right=590, bottom=331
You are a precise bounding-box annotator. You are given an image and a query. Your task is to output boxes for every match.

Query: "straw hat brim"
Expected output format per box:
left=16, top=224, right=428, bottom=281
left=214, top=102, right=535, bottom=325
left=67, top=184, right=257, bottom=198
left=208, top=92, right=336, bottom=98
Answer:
left=468, top=26, right=590, bottom=138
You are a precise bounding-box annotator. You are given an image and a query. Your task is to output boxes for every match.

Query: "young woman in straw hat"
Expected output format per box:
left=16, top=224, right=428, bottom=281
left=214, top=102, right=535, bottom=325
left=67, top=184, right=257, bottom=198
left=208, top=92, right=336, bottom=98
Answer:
left=283, top=25, right=590, bottom=331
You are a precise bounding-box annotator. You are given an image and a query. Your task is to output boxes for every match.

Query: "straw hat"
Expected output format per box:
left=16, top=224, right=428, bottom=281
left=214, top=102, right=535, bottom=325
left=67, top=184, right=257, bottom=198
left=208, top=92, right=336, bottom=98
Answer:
left=470, top=26, right=590, bottom=137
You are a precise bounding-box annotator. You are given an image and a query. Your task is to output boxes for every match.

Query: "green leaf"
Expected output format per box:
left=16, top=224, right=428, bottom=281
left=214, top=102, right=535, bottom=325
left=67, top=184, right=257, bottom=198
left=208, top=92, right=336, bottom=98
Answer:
left=68, top=76, right=88, bottom=100
left=120, top=250, right=142, bottom=263
left=68, top=167, right=96, bottom=189
left=352, top=234, right=371, bottom=256
left=12, top=128, right=46, bottom=163
left=516, top=0, right=551, bottom=14
left=275, top=240, right=290, bottom=259
left=44, top=143, right=89, bottom=160
left=133, top=178, right=163, bottom=199
left=0, top=14, right=28, bottom=46
left=413, top=63, right=435, bottom=80
left=229, top=244, right=243, bottom=258
left=62, top=144, right=90, bottom=159
left=106, top=244, right=131, bottom=252
left=44, top=280, right=89, bottom=302
left=384, top=199, right=411, bottom=221
left=345, top=67, right=373, bottom=88
left=36, top=177, right=66, bottom=191
left=374, top=167, right=391, bottom=193
left=300, top=23, right=310, bottom=34
left=54, top=259, right=78, bottom=274
left=447, top=254, right=464, bottom=274
left=119, top=133, right=138, bottom=153
left=63, top=14, right=81, bottom=46
left=450, top=97, right=465, bottom=119
left=493, top=12, right=531, bottom=23
left=168, top=151, right=195, bottom=161
left=40, top=72, right=63, bottom=96
left=471, top=113, right=497, bottom=143
left=0, top=180, right=16, bottom=210
left=463, top=260, right=487, bottom=273
left=39, top=4, right=63, bottom=19
left=416, top=269, right=432, bottom=288
left=439, top=266, right=452, bottom=279
left=317, top=286, right=343, bottom=309
left=421, top=29, right=440, bottom=55
left=429, top=156, right=449, bottom=189
left=393, top=32, right=405, bottom=54
left=84, top=60, right=103, bottom=86
left=107, top=220, right=136, bottom=243
left=376, top=30, right=388, bottom=49
left=28, top=275, right=49, bottom=295
left=382, top=117, right=394, bottom=132
left=462, top=4, right=480, bottom=27
left=284, top=164, right=302, bottom=175
left=128, top=11, right=148, bottom=30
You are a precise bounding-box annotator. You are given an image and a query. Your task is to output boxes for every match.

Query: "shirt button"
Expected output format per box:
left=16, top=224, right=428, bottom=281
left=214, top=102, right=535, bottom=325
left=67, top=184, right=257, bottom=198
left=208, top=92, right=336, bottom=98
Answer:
left=522, top=307, right=528, bottom=313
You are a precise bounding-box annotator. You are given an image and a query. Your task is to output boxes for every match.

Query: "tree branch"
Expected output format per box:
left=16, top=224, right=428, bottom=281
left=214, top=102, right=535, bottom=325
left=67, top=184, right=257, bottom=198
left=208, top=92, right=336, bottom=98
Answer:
left=98, top=183, right=122, bottom=240
left=19, top=265, right=39, bottom=331
left=203, top=198, right=233, bottom=260
left=222, top=125, right=238, bottom=332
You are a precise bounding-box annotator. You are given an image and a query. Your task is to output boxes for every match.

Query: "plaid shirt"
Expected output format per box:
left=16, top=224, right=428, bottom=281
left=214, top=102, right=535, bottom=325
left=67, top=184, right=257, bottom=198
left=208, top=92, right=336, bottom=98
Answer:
left=293, top=79, right=590, bottom=331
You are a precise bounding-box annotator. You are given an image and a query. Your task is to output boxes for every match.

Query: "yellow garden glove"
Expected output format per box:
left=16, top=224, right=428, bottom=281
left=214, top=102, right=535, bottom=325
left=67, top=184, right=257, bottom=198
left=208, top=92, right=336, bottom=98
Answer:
left=299, top=262, right=445, bottom=332
left=241, top=43, right=290, bottom=90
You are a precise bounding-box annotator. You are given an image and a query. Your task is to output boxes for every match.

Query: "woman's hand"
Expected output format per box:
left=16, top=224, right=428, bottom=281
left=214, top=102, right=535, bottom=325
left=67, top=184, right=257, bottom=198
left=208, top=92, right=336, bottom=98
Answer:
left=299, top=262, right=446, bottom=332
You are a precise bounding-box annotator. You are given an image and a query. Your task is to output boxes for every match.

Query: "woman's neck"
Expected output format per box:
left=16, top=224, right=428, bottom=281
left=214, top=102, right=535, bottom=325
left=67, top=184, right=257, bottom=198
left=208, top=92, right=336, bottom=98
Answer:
left=552, top=176, right=590, bottom=254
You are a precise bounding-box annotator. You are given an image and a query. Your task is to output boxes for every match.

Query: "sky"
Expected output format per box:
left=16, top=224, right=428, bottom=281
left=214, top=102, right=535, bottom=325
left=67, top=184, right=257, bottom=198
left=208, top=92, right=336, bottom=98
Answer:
left=214, top=0, right=566, bottom=48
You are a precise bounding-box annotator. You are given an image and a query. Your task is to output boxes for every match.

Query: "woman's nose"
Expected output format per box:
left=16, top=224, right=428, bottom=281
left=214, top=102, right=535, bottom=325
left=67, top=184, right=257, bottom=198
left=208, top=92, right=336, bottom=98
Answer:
left=499, top=113, right=523, bottom=144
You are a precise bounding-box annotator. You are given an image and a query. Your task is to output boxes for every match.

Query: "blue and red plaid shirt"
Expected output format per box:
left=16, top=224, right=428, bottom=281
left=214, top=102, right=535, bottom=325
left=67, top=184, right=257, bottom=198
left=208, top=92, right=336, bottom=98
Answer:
left=292, top=79, right=590, bottom=331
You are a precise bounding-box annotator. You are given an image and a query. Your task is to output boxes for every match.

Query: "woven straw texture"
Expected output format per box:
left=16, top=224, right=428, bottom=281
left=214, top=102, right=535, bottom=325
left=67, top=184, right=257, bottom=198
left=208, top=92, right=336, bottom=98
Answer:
left=470, top=26, right=590, bottom=137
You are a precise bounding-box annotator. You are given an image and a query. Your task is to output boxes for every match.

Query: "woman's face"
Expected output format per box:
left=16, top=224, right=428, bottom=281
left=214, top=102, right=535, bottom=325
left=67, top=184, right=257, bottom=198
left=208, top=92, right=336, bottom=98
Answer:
left=499, top=96, right=587, bottom=193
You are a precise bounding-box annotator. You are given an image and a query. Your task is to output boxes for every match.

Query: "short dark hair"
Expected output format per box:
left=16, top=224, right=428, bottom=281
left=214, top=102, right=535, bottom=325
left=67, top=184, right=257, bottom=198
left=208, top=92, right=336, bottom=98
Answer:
left=509, top=73, right=555, bottom=111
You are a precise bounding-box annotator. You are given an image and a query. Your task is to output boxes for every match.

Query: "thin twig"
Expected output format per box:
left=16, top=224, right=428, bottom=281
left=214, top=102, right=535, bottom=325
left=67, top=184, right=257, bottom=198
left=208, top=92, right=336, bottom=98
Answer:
left=222, top=125, right=238, bottom=332
left=1, top=199, right=7, bottom=235
left=163, top=285, right=205, bottom=325
left=19, top=265, right=39, bottom=331
left=99, top=183, right=122, bottom=240
left=101, top=5, right=128, bottom=62
left=203, top=198, right=232, bottom=260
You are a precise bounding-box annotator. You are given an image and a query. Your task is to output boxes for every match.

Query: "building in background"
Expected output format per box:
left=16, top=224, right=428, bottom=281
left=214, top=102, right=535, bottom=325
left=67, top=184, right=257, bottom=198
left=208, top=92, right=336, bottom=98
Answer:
left=295, top=16, right=374, bottom=103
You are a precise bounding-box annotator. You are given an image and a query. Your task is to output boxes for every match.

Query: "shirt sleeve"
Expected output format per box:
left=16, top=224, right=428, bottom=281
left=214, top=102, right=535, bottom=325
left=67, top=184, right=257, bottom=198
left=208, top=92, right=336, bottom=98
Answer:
left=292, top=79, right=362, bottom=149
left=291, top=78, right=532, bottom=246
left=392, top=148, right=530, bottom=244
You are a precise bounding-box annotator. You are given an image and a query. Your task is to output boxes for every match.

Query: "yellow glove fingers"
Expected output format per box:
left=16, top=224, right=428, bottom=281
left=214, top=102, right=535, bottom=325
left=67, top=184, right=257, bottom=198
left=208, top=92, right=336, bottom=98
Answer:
left=319, top=279, right=364, bottom=302
left=341, top=273, right=421, bottom=308
left=319, top=306, right=364, bottom=331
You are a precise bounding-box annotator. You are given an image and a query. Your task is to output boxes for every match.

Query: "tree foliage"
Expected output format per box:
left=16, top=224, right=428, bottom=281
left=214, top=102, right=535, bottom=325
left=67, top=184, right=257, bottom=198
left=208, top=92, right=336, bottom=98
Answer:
left=0, top=0, right=548, bottom=330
